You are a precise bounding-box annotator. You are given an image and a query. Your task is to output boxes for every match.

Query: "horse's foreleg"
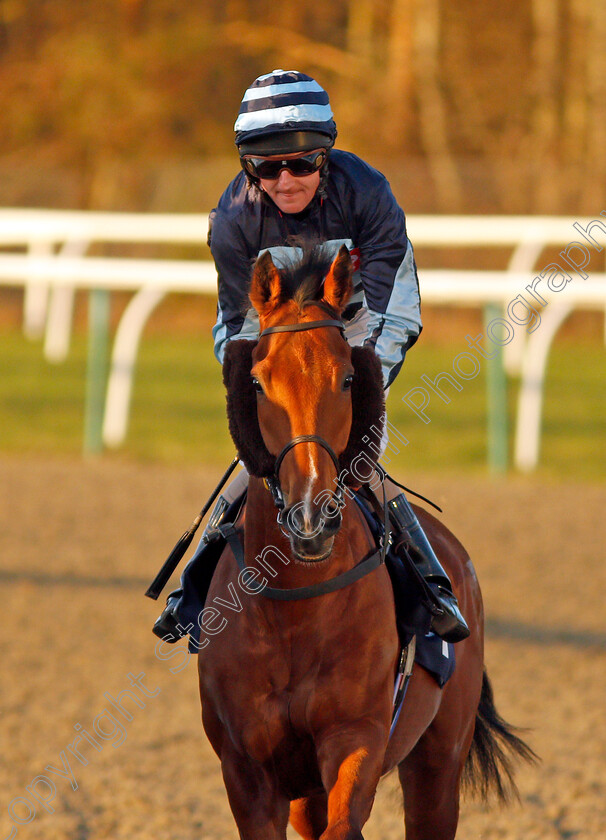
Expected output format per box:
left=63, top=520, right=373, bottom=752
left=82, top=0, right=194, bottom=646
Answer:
left=220, top=748, right=290, bottom=840
left=289, top=793, right=328, bottom=839
left=314, top=725, right=386, bottom=840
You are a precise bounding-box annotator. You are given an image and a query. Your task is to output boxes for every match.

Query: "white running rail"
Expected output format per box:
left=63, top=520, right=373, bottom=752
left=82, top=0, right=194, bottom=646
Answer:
left=0, top=209, right=604, bottom=470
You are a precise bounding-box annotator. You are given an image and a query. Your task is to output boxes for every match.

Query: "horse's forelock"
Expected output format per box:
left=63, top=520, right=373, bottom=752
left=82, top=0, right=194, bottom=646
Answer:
left=275, top=244, right=334, bottom=310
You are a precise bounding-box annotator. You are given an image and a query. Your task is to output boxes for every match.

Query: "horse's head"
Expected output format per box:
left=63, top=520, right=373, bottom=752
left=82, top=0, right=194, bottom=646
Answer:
left=223, top=246, right=385, bottom=562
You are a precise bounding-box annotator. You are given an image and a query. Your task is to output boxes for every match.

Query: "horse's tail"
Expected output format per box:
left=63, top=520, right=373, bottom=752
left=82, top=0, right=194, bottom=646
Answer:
left=462, top=669, right=538, bottom=802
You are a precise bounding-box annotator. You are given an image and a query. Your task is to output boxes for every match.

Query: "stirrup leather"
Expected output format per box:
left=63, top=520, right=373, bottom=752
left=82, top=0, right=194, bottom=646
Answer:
left=152, top=492, right=245, bottom=643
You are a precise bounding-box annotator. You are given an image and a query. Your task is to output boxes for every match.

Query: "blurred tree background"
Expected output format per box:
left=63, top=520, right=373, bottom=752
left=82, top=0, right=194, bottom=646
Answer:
left=0, top=0, right=604, bottom=215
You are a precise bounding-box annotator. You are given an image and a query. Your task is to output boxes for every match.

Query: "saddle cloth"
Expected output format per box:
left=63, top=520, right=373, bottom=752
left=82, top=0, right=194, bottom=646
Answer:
left=354, top=495, right=455, bottom=688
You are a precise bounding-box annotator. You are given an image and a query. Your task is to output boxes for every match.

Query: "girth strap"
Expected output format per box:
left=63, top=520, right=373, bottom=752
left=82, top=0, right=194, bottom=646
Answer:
left=217, top=523, right=384, bottom=602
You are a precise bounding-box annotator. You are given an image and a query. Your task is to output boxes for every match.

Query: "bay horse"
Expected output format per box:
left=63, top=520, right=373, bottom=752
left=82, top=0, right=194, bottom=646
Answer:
left=197, top=246, right=533, bottom=839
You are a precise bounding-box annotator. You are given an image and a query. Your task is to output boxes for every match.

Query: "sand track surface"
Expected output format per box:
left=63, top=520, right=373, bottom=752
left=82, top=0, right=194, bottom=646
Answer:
left=1, top=456, right=605, bottom=839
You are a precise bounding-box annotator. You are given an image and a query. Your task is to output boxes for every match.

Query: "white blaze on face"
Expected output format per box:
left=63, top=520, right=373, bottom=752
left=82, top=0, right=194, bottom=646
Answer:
left=303, top=449, right=318, bottom=531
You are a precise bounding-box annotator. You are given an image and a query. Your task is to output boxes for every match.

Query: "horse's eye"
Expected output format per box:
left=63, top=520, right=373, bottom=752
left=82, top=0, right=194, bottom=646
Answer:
left=343, top=374, right=354, bottom=391
left=252, top=377, right=264, bottom=394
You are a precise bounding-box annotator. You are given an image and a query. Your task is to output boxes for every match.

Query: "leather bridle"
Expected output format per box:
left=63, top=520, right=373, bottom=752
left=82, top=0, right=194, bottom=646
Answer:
left=257, top=316, right=347, bottom=523
left=219, top=312, right=390, bottom=598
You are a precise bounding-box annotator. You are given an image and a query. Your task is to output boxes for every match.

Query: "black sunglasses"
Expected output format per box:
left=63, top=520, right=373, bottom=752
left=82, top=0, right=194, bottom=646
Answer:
left=242, top=150, right=327, bottom=180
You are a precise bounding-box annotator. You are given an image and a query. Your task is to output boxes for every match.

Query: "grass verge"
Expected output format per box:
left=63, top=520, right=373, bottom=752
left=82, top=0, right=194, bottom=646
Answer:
left=0, top=325, right=604, bottom=481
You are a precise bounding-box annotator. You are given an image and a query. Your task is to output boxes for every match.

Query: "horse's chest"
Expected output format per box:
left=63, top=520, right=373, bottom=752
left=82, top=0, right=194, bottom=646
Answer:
left=208, top=653, right=317, bottom=758
left=236, top=691, right=292, bottom=759
left=232, top=684, right=325, bottom=797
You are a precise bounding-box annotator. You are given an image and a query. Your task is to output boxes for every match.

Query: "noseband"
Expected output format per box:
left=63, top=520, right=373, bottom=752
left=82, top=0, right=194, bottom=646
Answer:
left=257, top=317, right=346, bottom=520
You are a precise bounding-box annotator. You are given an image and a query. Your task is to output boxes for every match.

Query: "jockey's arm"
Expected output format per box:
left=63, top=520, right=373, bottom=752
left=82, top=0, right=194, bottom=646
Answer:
left=209, top=206, right=260, bottom=364
left=354, top=178, right=422, bottom=389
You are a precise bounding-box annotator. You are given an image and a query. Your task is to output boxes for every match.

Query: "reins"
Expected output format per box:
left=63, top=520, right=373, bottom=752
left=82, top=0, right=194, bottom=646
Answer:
left=220, top=463, right=392, bottom=604
left=218, top=520, right=385, bottom=602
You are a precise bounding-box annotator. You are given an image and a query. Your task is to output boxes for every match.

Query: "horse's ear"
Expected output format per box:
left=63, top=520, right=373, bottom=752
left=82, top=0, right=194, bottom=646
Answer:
left=249, top=250, right=282, bottom=317
left=323, top=245, right=353, bottom=314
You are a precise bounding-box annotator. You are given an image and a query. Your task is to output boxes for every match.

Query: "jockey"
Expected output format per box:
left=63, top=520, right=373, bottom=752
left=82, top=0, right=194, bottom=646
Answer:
left=153, top=69, right=469, bottom=644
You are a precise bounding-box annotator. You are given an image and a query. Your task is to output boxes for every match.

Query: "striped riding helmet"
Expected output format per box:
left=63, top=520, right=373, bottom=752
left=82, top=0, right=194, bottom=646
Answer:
left=234, top=69, right=337, bottom=156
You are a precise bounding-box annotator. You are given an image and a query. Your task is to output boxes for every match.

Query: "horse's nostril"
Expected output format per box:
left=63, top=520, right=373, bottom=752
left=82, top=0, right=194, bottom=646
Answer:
left=282, top=504, right=313, bottom=539
left=321, top=507, right=342, bottom=536
left=281, top=501, right=342, bottom=541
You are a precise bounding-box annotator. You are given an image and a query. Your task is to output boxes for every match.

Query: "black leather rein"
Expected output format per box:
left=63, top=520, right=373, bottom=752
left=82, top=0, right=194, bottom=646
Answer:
left=219, top=520, right=384, bottom=601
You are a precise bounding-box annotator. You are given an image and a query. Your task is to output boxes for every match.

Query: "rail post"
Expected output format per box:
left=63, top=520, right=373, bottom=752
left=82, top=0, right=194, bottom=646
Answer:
left=483, top=303, right=508, bottom=473
left=84, top=289, right=110, bottom=455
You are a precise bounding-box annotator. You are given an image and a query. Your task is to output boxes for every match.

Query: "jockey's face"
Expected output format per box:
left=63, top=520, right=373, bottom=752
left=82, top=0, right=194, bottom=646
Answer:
left=257, top=150, right=322, bottom=214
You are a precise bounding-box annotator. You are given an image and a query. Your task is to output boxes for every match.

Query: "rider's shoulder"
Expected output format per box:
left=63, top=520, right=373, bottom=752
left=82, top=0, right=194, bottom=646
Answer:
left=210, top=171, right=263, bottom=244
left=215, top=170, right=258, bottom=215
left=329, top=149, right=389, bottom=188
left=329, top=149, right=390, bottom=206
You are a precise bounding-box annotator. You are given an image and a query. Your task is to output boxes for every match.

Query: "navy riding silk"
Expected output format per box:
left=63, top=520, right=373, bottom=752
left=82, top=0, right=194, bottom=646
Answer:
left=209, top=150, right=423, bottom=388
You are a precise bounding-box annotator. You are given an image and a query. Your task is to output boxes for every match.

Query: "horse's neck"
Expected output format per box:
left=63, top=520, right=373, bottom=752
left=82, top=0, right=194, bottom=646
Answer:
left=242, top=478, right=291, bottom=576
left=243, top=478, right=373, bottom=591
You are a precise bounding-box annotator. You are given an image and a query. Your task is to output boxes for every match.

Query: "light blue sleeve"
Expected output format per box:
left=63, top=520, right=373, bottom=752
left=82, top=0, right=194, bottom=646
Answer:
left=362, top=243, right=422, bottom=388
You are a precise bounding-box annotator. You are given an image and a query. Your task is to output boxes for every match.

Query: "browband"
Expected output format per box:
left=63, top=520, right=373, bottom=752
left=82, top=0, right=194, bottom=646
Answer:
left=259, top=319, right=344, bottom=338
